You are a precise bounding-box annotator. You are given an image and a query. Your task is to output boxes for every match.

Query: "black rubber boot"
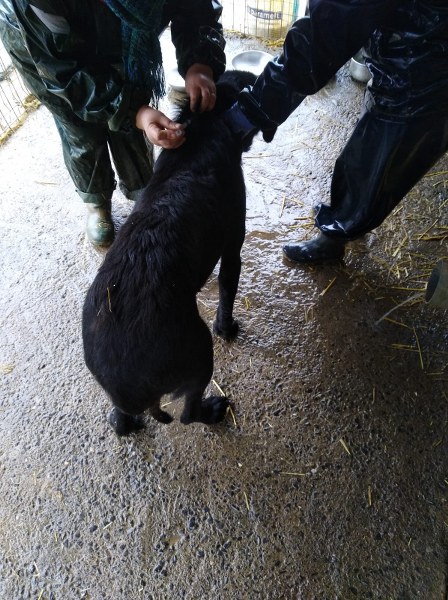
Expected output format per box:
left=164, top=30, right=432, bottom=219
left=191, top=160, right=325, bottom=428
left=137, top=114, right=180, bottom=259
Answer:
left=283, top=234, right=346, bottom=264
left=85, top=202, right=114, bottom=247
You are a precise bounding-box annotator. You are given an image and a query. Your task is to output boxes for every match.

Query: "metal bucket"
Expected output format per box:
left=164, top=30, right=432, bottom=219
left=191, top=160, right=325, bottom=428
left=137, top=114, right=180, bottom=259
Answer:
left=425, top=260, right=448, bottom=308
left=246, top=0, right=303, bottom=40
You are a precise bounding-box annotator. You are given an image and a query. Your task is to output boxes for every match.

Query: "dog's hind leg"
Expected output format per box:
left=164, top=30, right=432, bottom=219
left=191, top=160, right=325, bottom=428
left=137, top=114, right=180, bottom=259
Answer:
left=149, top=404, right=174, bottom=424
left=180, top=385, right=230, bottom=425
left=108, top=407, right=146, bottom=436
left=213, top=249, right=242, bottom=340
left=180, top=319, right=228, bottom=425
left=108, top=397, right=173, bottom=434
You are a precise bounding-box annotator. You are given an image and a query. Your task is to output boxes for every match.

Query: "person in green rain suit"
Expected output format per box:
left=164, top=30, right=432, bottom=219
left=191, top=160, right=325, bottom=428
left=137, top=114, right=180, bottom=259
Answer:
left=0, top=0, right=226, bottom=246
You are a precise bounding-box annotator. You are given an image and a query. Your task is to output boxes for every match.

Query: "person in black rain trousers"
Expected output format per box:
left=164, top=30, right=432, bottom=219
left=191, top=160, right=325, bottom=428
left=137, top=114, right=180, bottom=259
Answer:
left=225, top=0, right=448, bottom=264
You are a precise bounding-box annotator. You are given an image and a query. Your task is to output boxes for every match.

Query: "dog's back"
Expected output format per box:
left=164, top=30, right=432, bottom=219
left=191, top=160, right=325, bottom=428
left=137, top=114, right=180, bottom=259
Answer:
left=82, top=70, right=256, bottom=434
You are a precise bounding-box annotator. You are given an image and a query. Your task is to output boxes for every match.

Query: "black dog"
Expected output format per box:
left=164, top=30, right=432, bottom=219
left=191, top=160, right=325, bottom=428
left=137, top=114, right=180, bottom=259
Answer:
left=82, top=70, right=256, bottom=435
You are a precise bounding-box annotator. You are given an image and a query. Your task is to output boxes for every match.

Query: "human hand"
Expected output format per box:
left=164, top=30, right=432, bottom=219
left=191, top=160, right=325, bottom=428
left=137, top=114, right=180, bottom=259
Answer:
left=135, top=105, right=185, bottom=149
left=184, top=63, right=217, bottom=112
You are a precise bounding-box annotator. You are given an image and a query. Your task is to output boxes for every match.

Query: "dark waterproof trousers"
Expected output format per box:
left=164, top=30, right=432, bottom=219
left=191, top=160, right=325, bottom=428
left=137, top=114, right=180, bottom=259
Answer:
left=315, top=91, right=448, bottom=240
left=240, top=2, right=448, bottom=241
left=1, top=19, right=153, bottom=206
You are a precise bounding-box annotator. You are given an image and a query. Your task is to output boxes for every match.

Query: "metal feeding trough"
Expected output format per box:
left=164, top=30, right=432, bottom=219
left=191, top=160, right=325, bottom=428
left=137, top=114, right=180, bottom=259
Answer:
left=166, top=67, right=186, bottom=92
left=425, top=260, right=448, bottom=309
left=349, top=50, right=371, bottom=83
left=166, top=51, right=273, bottom=93
left=231, top=50, right=272, bottom=76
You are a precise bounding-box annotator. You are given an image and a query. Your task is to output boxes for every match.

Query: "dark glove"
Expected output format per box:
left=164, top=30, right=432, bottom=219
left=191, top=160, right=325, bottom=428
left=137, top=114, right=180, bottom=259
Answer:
left=261, top=125, right=277, bottom=143
left=223, top=100, right=278, bottom=143
left=223, top=102, right=259, bottom=137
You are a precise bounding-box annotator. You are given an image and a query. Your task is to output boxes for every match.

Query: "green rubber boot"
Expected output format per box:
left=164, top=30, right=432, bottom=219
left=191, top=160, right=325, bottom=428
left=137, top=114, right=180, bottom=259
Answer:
left=85, top=202, right=114, bottom=247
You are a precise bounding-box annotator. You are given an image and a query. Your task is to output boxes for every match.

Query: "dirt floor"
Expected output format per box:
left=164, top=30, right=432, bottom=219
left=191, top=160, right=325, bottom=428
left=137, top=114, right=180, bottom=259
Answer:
left=0, top=34, right=447, bottom=600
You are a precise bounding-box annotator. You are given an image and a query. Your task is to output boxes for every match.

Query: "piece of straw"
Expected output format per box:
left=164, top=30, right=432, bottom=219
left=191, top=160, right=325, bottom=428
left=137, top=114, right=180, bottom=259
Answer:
left=413, top=327, right=424, bottom=370
left=319, top=277, right=337, bottom=297
left=339, top=438, right=351, bottom=456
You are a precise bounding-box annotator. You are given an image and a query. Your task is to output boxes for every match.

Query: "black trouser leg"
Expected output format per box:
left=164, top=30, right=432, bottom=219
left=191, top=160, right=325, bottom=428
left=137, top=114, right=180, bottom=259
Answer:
left=316, top=109, right=448, bottom=239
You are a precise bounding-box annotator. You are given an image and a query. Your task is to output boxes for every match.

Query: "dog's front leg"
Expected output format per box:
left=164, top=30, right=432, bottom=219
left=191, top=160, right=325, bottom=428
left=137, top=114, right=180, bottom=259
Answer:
left=213, top=251, right=241, bottom=340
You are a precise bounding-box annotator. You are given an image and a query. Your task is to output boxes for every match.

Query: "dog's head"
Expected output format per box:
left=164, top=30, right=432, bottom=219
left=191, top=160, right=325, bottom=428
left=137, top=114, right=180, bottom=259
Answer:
left=214, top=70, right=258, bottom=151
left=178, top=69, right=256, bottom=118
left=212, top=70, right=257, bottom=114
left=177, top=69, right=258, bottom=151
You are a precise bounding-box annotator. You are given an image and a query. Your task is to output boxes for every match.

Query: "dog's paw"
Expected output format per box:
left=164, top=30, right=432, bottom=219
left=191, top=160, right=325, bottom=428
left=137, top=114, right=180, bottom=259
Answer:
left=199, top=395, right=230, bottom=424
left=108, top=407, right=145, bottom=436
left=152, top=409, right=174, bottom=424
left=213, top=318, right=239, bottom=341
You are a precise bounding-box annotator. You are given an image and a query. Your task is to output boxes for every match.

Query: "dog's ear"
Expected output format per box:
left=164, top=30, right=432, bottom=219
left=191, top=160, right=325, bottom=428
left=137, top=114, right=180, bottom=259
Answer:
left=213, top=83, right=238, bottom=113
left=241, top=128, right=259, bottom=152
left=214, top=70, right=257, bottom=113
left=217, top=70, right=257, bottom=91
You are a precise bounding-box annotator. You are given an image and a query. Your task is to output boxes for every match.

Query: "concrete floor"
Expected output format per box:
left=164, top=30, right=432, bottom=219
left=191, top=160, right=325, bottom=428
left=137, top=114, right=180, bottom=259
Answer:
left=0, top=34, right=447, bottom=600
